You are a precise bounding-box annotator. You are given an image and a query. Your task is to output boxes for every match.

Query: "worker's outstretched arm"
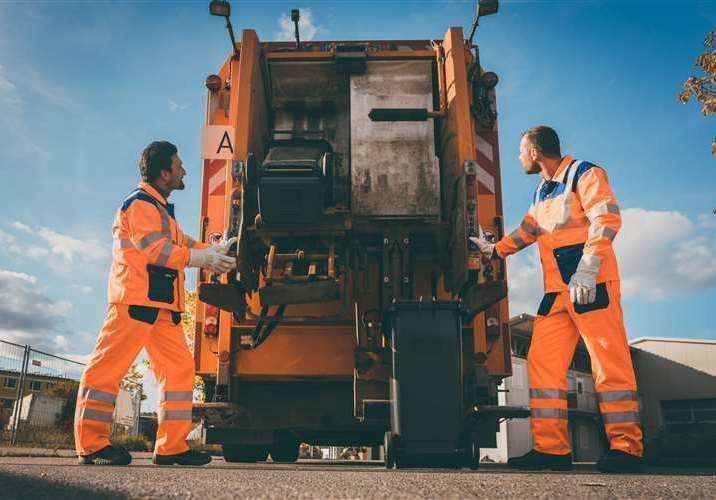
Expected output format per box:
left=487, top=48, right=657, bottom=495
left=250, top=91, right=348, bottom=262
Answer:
left=494, top=207, right=540, bottom=258
left=178, top=229, right=210, bottom=250
left=126, top=201, right=190, bottom=270
left=569, top=165, right=621, bottom=304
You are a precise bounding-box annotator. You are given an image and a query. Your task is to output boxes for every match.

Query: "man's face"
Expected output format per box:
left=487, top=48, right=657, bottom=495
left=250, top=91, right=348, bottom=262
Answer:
left=519, top=136, right=541, bottom=175
left=167, top=153, right=186, bottom=191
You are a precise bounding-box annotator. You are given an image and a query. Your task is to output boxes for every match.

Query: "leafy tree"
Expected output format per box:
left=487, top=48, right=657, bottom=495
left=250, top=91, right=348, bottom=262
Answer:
left=182, top=290, right=207, bottom=402
left=679, top=27, right=715, bottom=155
left=121, top=363, right=145, bottom=397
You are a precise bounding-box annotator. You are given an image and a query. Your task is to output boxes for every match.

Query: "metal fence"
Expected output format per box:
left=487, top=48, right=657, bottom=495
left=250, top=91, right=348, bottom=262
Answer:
left=0, top=339, right=142, bottom=450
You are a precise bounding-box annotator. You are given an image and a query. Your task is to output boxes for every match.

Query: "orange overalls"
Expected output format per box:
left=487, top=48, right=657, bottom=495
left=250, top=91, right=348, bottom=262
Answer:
left=75, top=182, right=208, bottom=457
left=496, top=155, right=643, bottom=457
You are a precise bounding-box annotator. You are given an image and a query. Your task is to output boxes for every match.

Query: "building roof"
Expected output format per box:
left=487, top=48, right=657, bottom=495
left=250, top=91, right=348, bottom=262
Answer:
left=630, top=336, right=716, bottom=347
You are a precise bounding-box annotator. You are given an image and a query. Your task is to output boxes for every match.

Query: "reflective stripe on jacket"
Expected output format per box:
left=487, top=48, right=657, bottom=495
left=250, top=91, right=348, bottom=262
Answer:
left=107, top=182, right=208, bottom=312
left=495, top=155, right=621, bottom=292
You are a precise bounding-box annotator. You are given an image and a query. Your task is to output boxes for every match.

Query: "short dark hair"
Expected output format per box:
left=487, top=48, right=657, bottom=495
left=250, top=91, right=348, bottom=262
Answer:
left=522, top=126, right=561, bottom=158
left=139, top=141, right=177, bottom=183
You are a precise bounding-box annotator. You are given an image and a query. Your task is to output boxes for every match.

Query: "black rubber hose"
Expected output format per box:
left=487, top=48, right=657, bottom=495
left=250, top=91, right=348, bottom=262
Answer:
left=368, top=108, right=429, bottom=122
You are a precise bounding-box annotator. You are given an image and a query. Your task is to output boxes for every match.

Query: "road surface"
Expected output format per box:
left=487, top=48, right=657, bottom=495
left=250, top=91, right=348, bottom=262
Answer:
left=0, top=456, right=714, bottom=498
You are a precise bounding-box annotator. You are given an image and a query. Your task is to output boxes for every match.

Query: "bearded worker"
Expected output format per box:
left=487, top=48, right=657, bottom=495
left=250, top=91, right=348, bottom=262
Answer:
left=471, top=126, right=643, bottom=473
left=75, top=141, right=236, bottom=466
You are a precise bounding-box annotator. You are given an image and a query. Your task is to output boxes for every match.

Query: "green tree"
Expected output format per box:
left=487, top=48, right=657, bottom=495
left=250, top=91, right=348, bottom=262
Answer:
left=679, top=27, right=715, bottom=155
left=182, top=290, right=206, bottom=402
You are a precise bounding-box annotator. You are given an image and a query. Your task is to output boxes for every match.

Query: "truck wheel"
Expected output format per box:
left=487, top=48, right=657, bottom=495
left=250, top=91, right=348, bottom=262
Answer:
left=222, top=444, right=269, bottom=463
left=269, top=439, right=299, bottom=463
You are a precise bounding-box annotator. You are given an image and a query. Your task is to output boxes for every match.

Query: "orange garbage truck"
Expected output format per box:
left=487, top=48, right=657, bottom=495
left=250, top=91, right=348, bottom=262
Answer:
left=193, top=0, right=526, bottom=467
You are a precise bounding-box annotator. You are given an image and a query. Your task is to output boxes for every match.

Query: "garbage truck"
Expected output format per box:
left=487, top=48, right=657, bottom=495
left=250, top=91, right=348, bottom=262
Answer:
left=193, top=0, right=527, bottom=467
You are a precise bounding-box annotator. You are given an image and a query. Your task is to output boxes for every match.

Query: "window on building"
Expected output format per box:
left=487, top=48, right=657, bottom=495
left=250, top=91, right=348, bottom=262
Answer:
left=30, top=380, right=42, bottom=392
left=661, top=399, right=716, bottom=426
left=577, top=381, right=583, bottom=395
left=511, top=336, right=530, bottom=358
left=3, top=377, right=17, bottom=389
left=571, top=351, right=592, bottom=373
left=1, top=398, right=14, bottom=409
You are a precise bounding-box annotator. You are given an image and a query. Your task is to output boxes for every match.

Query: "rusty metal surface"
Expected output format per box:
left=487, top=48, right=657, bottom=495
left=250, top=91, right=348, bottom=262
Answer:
left=350, top=60, right=440, bottom=218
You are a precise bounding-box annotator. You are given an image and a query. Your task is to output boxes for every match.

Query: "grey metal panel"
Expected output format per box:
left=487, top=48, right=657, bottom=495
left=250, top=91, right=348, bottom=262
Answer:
left=350, top=60, right=440, bottom=217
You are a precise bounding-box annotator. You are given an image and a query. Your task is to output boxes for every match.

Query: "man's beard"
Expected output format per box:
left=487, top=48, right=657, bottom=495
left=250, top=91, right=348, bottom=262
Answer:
left=524, top=162, right=540, bottom=175
left=176, top=179, right=186, bottom=190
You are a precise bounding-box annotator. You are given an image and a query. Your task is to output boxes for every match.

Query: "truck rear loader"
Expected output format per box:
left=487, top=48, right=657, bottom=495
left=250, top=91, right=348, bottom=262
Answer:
left=193, top=0, right=527, bottom=468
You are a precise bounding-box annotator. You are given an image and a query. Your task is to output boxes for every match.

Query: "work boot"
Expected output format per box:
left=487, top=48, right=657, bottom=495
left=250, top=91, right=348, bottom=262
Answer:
left=597, top=449, right=644, bottom=473
left=508, top=449, right=573, bottom=471
left=153, top=449, right=212, bottom=466
left=78, top=445, right=132, bottom=466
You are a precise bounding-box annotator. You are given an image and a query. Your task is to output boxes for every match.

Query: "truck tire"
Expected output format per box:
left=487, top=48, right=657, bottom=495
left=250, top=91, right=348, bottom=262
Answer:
left=222, top=444, right=269, bottom=463
left=269, top=440, right=299, bottom=463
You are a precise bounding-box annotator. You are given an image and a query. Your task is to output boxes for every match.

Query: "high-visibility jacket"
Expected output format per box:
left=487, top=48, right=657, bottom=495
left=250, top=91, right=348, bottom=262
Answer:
left=495, top=155, right=621, bottom=292
left=108, top=182, right=208, bottom=312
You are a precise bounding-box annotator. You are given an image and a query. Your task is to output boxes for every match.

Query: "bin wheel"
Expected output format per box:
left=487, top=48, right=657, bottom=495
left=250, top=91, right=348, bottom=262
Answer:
left=222, top=444, right=269, bottom=463
left=270, top=439, right=300, bottom=463
left=384, top=431, right=397, bottom=469
left=464, top=431, right=480, bottom=470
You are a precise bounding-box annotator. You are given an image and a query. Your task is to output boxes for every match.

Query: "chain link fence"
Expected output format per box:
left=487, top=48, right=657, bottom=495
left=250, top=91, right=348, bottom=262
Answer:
left=0, top=339, right=142, bottom=450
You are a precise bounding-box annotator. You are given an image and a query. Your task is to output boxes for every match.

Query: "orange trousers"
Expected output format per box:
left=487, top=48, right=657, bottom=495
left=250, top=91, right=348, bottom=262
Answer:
left=528, top=281, right=643, bottom=457
left=74, top=304, right=194, bottom=457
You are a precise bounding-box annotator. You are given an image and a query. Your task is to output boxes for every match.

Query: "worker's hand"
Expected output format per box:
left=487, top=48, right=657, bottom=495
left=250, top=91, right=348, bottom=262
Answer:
left=469, top=225, right=496, bottom=259
left=214, top=236, right=237, bottom=256
left=568, top=258, right=599, bottom=305
left=188, top=246, right=236, bottom=274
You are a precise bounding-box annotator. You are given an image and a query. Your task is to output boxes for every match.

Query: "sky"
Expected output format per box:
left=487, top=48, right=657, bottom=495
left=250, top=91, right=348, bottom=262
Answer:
left=0, top=0, right=714, bottom=406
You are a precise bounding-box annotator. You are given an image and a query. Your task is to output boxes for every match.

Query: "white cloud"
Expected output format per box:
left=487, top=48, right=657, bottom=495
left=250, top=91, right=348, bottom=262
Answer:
left=0, top=229, right=22, bottom=254
left=506, top=246, right=543, bottom=316
left=70, top=284, right=94, bottom=294
left=36, top=226, right=109, bottom=263
left=615, top=208, right=716, bottom=300
left=276, top=8, right=323, bottom=42
left=12, top=221, right=31, bottom=233
left=0, top=268, right=74, bottom=351
left=168, top=99, right=188, bottom=112
left=27, top=246, right=49, bottom=258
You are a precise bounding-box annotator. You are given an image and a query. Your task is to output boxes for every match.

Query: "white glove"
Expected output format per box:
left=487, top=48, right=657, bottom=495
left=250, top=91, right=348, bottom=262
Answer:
left=469, top=225, right=496, bottom=259
left=568, top=257, right=600, bottom=305
left=188, top=245, right=236, bottom=274
left=214, top=236, right=237, bottom=255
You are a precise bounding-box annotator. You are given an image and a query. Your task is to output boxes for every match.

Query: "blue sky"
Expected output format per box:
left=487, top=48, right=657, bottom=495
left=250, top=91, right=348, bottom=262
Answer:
left=0, top=1, right=713, bottom=374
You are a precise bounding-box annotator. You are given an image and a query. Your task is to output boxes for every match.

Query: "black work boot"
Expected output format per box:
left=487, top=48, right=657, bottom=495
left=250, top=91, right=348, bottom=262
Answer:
left=78, top=445, right=132, bottom=466
left=597, top=449, right=644, bottom=473
left=508, top=449, right=573, bottom=471
left=153, top=449, right=212, bottom=466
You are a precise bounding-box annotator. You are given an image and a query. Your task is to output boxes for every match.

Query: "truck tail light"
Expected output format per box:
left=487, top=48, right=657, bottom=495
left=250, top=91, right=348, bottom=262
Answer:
left=204, top=305, right=219, bottom=337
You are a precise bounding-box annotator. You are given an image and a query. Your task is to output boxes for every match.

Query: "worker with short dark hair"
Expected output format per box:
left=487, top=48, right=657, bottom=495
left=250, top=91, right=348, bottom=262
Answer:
left=471, top=125, right=643, bottom=473
left=75, top=141, right=236, bottom=466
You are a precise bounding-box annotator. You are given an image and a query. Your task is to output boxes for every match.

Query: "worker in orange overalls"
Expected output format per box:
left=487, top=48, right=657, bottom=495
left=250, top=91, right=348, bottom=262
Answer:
left=471, top=126, right=643, bottom=473
left=75, top=141, right=236, bottom=466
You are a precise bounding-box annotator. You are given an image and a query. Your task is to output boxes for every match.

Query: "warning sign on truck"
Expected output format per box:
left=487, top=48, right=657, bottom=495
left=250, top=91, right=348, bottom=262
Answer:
left=202, top=125, right=235, bottom=160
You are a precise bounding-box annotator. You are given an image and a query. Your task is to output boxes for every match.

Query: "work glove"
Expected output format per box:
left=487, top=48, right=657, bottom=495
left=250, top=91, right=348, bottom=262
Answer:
left=469, top=225, right=496, bottom=259
left=214, top=236, right=237, bottom=256
left=568, top=257, right=599, bottom=305
left=188, top=237, right=237, bottom=274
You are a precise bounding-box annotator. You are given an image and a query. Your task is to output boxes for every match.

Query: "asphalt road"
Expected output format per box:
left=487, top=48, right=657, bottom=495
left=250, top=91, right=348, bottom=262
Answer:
left=0, top=457, right=714, bottom=499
